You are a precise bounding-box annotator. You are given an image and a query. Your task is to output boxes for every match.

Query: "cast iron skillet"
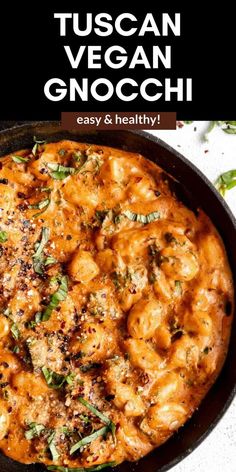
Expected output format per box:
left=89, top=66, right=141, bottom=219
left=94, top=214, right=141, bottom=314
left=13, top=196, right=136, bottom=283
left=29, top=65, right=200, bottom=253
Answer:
left=0, top=122, right=236, bottom=472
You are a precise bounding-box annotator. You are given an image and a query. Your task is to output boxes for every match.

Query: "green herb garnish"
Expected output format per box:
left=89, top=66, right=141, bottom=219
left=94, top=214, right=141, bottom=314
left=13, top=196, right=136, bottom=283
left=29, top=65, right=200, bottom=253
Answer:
left=11, top=323, right=20, bottom=340
left=44, top=255, right=57, bottom=266
left=78, top=397, right=116, bottom=441
left=12, top=155, right=30, bottom=163
left=25, top=422, right=45, bottom=440
left=29, top=197, right=51, bottom=217
left=48, top=431, right=60, bottom=461
left=32, top=137, right=46, bottom=156
left=40, top=275, right=68, bottom=321
left=215, top=169, right=236, bottom=196
left=47, top=462, right=116, bottom=472
left=42, top=366, right=74, bottom=389
left=0, top=231, right=8, bottom=243
left=204, top=121, right=236, bottom=140
left=47, top=163, right=76, bottom=180
left=123, top=210, right=160, bottom=224
left=32, top=227, right=50, bottom=274
left=70, top=426, right=109, bottom=454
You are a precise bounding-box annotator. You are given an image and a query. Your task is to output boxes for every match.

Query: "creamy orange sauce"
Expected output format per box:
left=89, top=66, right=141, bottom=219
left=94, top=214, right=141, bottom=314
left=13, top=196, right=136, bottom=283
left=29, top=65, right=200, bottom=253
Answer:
left=0, top=140, right=233, bottom=471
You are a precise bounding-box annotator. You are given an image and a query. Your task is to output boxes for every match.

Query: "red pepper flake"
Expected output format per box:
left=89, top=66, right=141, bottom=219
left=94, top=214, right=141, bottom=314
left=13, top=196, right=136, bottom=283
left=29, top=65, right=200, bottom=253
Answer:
left=204, top=150, right=209, bottom=154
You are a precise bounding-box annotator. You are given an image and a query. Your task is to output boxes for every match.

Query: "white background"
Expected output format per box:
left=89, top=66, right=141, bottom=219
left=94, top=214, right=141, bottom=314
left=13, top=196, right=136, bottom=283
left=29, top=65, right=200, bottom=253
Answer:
left=147, top=122, right=236, bottom=472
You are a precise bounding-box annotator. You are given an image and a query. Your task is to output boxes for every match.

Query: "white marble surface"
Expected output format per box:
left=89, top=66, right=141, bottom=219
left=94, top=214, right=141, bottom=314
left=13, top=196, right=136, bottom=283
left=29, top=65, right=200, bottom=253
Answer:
left=147, top=122, right=236, bottom=472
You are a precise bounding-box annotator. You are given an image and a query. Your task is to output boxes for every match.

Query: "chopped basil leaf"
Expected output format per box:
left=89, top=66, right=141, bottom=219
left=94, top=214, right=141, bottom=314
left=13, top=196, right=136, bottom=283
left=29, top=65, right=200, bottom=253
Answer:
left=204, top=121, right=236, bottom=140
left=47, top=462, right=116, bottom=472
left=123, top=210, right=160, bottom=224
left=12, top=155, right=30, bottom=163
left=41, top=275, right=68, bottom=321
left=33, top=227, right=50, bottom=274
left=12, top=345, right=20, bottom=353
left=78, top=397, right=116, bottom=441
left=29, top=197, right=51, bottom=217
left=42, top=366, right=73, bottom=389
left=70, top=426, right=109, bottom=455
left=44, top=255, right=57, bottom=266
left=32, top=137, right=46, bottom=156
left=34, top=227, right=50, bottom=259
left=11, top=323, right=20, bottom=340
left=29, top=198, right=50, bottom=210
left=32, top=143, right=38, bottom=156
left=48, top=431, right=60, bottom=461
left=47, top=163, right=76, bottom=180
left=25, top=422, right=45, bottom=440
left=34, top=136, right=46, bottom=144
left=35, top=311, right=43, bottom=323
left=204, top=121, right=218, bottom=141
left=26, top=320, right=37, bottom=329
left=215, top=170, right=236, bottom=196
left=0, top=231, right=8, bottom=243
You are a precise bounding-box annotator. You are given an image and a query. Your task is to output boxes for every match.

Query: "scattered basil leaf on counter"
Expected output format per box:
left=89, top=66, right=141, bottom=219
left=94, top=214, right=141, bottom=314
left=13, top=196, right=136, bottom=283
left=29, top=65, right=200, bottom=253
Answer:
left=0, top=231, right=8, bottom=243
left=47, top=163, right=77, bottom=180
left=183, top=121, right=193, bottom=124
left=70, top=426, right=109, bottom=455
left=123, top=210, right=160, bottom=224
left=47, top=462, right=116, bottom=472
left=215, top=170, right=236, bottom=196
left=78, top=396, right=116, bottom=441
left=42, top=367, right=74, bottom=389
left=25, top=422, right=46, bottom=440
left=12, top=155, right=30, bottom=163
left=40, top=275, right=68, bottom=321
left=204, top=120, right=236, bottom=140
left=11, top=323, right=20, bottom=340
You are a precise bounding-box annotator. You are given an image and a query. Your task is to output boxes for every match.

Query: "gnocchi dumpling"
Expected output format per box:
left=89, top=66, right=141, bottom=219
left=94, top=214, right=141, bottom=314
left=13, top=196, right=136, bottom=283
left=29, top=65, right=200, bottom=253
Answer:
left=127, top=298, right=163, bottom=339
left=141, top=402, right=187, bottom=434
left=125, top=338, right=163, bottom=371
left=68, top=249, right=100, bottom=283
left=160, top=247, right=199, bottom=281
